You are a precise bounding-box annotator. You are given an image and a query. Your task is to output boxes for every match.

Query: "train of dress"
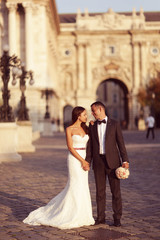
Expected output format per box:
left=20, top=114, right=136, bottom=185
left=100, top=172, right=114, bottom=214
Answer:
left=23, top=135, right=95, bottom=229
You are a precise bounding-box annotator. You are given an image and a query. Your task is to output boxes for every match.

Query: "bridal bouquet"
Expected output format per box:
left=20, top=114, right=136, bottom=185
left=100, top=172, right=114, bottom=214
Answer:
left=115, top=167, right=130, bottom=179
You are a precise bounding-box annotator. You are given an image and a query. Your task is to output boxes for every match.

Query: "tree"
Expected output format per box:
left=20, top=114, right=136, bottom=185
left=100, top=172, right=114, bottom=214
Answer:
left=137, top=77, right=160, bottom=113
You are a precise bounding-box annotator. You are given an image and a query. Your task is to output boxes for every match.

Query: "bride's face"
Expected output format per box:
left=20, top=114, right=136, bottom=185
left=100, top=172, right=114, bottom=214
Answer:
left=78, top=110, right=87, bottom=123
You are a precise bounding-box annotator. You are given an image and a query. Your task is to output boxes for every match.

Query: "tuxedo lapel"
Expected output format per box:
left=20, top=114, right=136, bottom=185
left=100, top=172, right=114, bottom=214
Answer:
left=105, top=118, right=112, bottom=141
left=93, top=121, right=99, bottom=144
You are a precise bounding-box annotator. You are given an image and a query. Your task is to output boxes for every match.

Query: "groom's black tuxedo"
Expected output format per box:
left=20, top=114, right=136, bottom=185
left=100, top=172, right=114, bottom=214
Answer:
left=86, top=118, right=129, bottom=222
left=86, top=118, right=129, bottom=169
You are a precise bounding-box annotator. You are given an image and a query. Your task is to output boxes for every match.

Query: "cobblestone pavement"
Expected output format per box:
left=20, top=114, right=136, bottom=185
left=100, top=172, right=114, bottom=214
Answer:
left=0, top=130, right=160, bottom=240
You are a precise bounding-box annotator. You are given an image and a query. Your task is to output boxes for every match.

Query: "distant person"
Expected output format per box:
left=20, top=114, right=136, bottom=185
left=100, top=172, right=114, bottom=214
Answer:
left=138, top=116, right=146, bottom=131
left=23, top=106, right=95, bottom=229
left=146, top=114, right=155, bottom=139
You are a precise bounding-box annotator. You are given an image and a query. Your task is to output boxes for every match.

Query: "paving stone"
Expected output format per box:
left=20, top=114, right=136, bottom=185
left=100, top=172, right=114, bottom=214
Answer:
left=79, top=227, right=131, bottom=239
left=0, top=130, right=160, bottom=240
left=127, top=237, right=141, bottom=240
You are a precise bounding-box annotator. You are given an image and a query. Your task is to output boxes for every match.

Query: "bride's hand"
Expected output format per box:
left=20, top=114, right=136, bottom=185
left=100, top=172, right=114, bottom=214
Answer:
left=83, top=165, right=90, bottom=171
left=81, top=160, right=90, bottom=171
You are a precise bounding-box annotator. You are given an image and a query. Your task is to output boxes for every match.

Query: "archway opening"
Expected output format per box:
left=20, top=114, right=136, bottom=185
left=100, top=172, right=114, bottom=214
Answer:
left=96, top=79, right=129, bottom=129
left=63, top=105, right=73, bottom=130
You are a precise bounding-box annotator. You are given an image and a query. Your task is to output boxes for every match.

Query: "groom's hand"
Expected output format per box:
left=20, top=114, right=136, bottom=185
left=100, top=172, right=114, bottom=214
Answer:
left=122, top=162, right=129, bottom=169
left=89, top=120, right=94, bottom=126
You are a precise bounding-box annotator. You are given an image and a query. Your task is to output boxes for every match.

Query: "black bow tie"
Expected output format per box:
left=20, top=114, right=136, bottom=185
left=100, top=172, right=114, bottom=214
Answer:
left=98, top=119, right=106, bottom=125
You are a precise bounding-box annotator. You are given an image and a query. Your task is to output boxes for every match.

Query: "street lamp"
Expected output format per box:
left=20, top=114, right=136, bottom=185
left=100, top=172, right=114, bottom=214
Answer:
left=41, top=89, right=54, bottom=119
left=12, top=64, right=34, bottom=121
left=151, top=92, right=155, bottom=116
left=0, top=45, right=21, bottom=122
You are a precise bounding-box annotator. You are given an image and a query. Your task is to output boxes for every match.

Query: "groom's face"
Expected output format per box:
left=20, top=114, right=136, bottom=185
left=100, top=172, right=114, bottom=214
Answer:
left=91, top=105, right=101, bottom=120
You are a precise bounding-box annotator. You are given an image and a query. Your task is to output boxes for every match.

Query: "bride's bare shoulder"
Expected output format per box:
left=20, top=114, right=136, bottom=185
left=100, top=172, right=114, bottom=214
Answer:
left=66, top=125, right=74, bottom=130
left=66, top=125, right=75, bottom=133
left=66, top=126, right=71, bottom=132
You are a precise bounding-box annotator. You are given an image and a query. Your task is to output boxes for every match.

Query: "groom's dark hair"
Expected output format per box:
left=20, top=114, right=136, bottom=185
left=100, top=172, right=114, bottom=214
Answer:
left=91, top=101, right=106, bottom=111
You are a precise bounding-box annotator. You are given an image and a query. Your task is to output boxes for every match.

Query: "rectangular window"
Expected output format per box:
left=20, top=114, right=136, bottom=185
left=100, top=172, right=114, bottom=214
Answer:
left=109, top=46, right=115, bottom=55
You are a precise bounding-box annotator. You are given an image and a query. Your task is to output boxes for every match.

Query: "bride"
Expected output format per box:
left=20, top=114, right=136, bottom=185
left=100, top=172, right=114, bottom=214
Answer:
left=23, top=106, right=95, bottom=229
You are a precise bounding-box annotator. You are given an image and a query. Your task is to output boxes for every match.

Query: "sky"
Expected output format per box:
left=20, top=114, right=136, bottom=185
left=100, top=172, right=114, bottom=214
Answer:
left=56, top=0, right=160, bottom=14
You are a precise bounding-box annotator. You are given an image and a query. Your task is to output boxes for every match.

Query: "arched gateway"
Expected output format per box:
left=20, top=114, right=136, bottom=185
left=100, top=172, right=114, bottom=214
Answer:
left=58, top=9, right=160, bottom=131
left=97, top=79, right=129, bottom=129
left=2, top=2, right=160, bottom=133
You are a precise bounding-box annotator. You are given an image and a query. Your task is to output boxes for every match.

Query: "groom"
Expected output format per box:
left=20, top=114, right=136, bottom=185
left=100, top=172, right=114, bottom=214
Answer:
left=86, top=101, right=129, bottom=227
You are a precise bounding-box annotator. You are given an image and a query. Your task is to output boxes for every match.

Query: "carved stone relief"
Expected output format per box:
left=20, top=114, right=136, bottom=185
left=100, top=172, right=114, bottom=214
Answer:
left=59, top=64, right=75, bottom=93
left=76, top=8, right=146, bottom=30
left=64, top=72, right=73, bottom=91
left=149, top=63, right=160, bottom=78
left=92, top=63, right=131, bottom=83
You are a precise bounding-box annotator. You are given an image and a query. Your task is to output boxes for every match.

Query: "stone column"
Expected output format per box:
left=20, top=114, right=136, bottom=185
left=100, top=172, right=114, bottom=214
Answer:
left=133, top=42, right=140, bottom=90
left=22, top=2, right=33, bottom=70
left=6, top=3, right=17, bottom=55
left=140, top=42, right=147, bottom=86
left=77, top=43, right=85, bottom=89
left=85, top=42, right=92, bottom=89
left=128, top=92, right=137, bottom=130
left=38, top=4, right=47, bottom=77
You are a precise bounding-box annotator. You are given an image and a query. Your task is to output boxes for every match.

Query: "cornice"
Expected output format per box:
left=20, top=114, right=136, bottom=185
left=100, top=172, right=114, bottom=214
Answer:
left=129, top=29, right=160, bottom=35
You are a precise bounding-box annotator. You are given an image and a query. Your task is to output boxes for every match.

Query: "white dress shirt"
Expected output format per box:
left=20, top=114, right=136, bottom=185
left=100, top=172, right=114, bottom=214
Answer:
left=97, top=116, right=108, bottom=154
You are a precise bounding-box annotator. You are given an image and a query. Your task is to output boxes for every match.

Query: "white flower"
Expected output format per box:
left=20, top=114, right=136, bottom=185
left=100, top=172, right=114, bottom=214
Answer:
left=115, top=167, right=130, bottom=179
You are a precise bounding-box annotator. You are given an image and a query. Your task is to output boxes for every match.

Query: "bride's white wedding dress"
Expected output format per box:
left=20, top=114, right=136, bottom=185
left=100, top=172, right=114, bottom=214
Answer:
left=23, top=134, right=95, bottom=229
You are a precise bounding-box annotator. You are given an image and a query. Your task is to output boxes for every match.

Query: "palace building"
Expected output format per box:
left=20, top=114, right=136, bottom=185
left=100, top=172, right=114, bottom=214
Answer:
left=0, top=1, right=160, bottom=132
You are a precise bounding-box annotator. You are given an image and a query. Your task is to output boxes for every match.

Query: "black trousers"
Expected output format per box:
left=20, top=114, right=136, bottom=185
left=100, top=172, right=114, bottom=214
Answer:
left=146, top=127, right=155, bottom=139
left=93, top=155, right=122, bottom=221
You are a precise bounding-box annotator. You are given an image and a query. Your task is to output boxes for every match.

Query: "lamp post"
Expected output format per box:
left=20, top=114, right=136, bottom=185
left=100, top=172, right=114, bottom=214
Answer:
left=41, top=89, right=54, bottom=119
left=12, top=64, right=34, bottom=121
left=0, top=45, right=21, bottom=122
left=151, top=92, right=155, bottom=116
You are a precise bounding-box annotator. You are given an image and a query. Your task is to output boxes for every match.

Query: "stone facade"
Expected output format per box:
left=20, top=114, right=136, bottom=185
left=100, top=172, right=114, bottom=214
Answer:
left=1, top=1, right=160, bottom=131
left=58, top=9, right=160, bottom=129
left=0, top=0, right=60, bottom=132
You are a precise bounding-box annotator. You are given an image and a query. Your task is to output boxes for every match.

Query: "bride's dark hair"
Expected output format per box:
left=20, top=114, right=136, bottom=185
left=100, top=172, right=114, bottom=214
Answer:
left=72, top=106, right=88, bottom=134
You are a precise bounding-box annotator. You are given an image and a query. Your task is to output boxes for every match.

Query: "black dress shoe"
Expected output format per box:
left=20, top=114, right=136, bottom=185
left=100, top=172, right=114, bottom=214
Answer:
left=113, top=219, right=121, bottom=227
left=95, top=219, right=105, bottom=225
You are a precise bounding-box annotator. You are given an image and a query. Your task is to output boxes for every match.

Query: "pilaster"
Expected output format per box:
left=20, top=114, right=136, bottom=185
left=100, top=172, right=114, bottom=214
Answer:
left=128, top=92, right=137, bottom=130
left=132, top=42, right=140, bottom=90
left=77, top=43, right=85, bottom=89
left=6, top=2, right=17, bottom=55
left=85, top=42, right=92, bottom=89
left=38, top=4, right=47, bottom=69
left=22, top=2, right=33, bottom=70
left=140, top=42, right=147, bottom=86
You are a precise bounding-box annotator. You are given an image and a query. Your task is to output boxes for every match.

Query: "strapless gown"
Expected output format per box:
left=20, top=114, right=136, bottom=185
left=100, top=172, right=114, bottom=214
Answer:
left=23, top=135, right=95, bottom=229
